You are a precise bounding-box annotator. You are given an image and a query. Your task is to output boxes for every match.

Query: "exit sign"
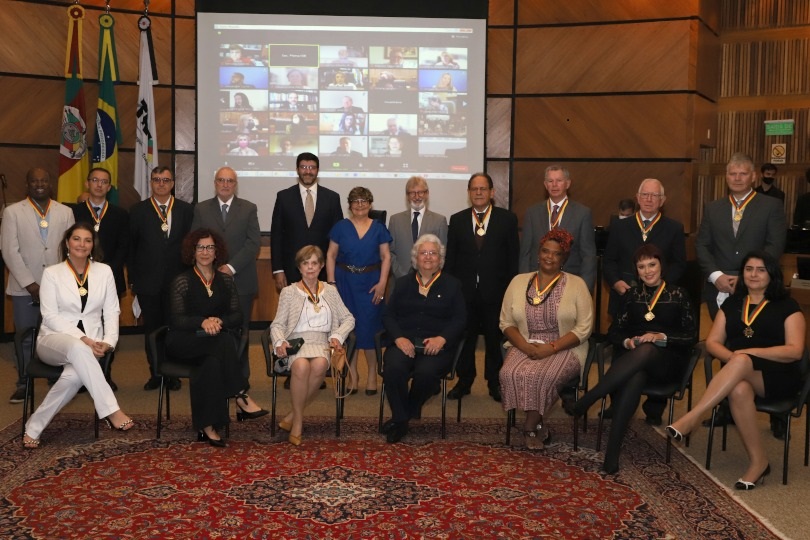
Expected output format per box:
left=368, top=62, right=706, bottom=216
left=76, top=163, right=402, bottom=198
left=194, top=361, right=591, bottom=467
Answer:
left=765, top=119, right=794, bottom=136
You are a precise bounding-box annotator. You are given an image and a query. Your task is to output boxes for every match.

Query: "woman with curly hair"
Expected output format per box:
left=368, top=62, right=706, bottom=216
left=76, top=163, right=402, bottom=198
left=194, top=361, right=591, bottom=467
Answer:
left=499, top=228, right=593, bottom=449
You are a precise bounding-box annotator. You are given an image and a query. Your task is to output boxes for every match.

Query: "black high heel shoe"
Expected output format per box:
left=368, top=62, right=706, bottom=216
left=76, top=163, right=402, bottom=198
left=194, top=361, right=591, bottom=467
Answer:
left=198, top=430, right=227, bottom=448
left=665, top=425, right=684, bottom=443
left=234, top=393, right=269, bottom=422
left=735, top=464, right=770, bottom=490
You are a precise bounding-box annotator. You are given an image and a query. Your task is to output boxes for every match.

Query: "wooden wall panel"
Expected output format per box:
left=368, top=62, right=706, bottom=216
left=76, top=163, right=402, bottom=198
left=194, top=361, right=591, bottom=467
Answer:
left=175, top=89, right=196, bottom=152
left=720, top=0, right=810, bottom=30
left=486, top=98, right=512, bottom=158
left=56, top=0, right=177, bottom=13
left=694, top=95, right=719, bottom=148
left=696, top=21, right=721, bottom=101
left=489, top=0, right=515, bottom=26
left=486, top=161, right=511, bottom=209
left=513, top=95, right=692, bottom=159
left=720, top=39, right=810, bottom=97
left=174, top=19, right=197, bottom=87
left=511, top=162, right=694, bottom=231
left=516, top=21, right=692, bottom=94
left=517, top=0, right=701, bottom=25
left=487, top=29, right=514, bottom=95
left=0, top=148, right=63, bottom=202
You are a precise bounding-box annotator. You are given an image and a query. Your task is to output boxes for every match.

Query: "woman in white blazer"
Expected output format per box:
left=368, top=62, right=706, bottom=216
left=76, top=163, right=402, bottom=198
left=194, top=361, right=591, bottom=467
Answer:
left=23, top=223, right=133, bottom=448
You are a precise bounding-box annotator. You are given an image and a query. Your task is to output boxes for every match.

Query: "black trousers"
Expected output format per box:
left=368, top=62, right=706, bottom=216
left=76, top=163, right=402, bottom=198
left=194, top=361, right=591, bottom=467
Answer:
left=384, top=346, right=453, bottom=423
left=456, top=288, right=502, bottom=390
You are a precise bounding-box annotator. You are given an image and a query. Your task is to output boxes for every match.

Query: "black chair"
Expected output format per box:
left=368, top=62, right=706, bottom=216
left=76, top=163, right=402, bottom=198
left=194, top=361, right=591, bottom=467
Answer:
left=261, top=327, right=356, bottom=437
left=148, top=326, right=246, bottom=439
left=369, top=209, right=387, bottom=227
left=375, top=330, right=464, bottom=439
left=18, top=325, right=112, bottom=439
left=595, top=342, right=703, bottom=463
left=504, top=335, right=598, bottom=450
left=704, top=348, right=810, bottom=484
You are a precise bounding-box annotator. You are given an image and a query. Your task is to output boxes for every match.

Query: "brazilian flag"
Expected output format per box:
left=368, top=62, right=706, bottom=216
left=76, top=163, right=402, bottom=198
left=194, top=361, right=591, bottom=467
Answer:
left=92, top=13, right=122, bottom=204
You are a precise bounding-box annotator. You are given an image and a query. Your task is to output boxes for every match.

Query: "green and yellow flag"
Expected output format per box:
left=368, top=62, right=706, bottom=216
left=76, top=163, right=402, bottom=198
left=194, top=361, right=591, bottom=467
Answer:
left=57, top=4, right=90, bottom=203
left=92, top=12, right=122, bottom=203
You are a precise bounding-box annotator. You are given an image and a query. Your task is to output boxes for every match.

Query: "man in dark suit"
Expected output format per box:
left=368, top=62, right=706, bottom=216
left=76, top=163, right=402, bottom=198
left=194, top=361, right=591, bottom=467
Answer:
left=129, top=166, right=194, bottom=390
left=192, top=166, right=260, bottom=379
left=445, top=172, right=519, bottom=402
left=72, top=167, right=129, bottom=391
left=601, top=178, right=686, bottom=424
left=696, top=152, right=787, bottom=434
left=388, top=176, right=448, bottom=279
left=518, top=165, right=596, bottom=291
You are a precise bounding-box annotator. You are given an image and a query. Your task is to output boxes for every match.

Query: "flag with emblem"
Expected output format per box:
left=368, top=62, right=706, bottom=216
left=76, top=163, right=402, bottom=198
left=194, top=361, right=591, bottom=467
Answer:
left=92, top=12, right=122, bottom=203
left=135, top=14, right=158, bottom=201
left=57, top=4, right=90, bottom=203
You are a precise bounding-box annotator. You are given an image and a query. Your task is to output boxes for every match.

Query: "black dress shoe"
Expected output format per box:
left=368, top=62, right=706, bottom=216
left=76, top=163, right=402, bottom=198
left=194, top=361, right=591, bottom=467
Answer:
left=143, top=376, right=161, bottom=391
left=386, top=422, right=408, bottom=443
left=447, top=384, right=471, bottom=400
left=644, top=415, right=662, bottom=426
left=771, top=417, right=787, bottom=440
left=197, top=430, right=227, bottom=448
left=489, top=386, right=502, bottom=402
left=599, top=405, right=614, bottom=420
left=365, top=389, right=378, bottom=396
left=381, top=419, right=397, bottom=434
left=702, top=407, right=734, bottom=427
left=168, top=378, right=182, bottom=391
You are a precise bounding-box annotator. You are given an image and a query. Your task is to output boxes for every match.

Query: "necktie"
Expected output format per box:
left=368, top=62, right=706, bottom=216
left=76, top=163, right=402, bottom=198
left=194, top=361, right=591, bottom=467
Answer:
left=551, top=204, right=559, bottom=228
left=93, top=206, right=101, bottom=218
left=411, top=211, right=420, bottom=242
left=475, top=212, right=485, bottom=250
left=221, top=203, right=229, bottom=224
left=643, top=219, right=650, bottom=228
left=160, top=204, right=168, bottom=238
left=732, top=200, right=740, bottom=236
left=305, top=188, right=315, bottom=226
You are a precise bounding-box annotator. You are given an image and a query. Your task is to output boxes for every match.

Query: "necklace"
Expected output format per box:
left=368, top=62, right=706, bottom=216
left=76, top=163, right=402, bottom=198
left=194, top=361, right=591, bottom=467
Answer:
left=194, top=266, right=214, bottom=297
left=66, top=259, right=89, bottom=296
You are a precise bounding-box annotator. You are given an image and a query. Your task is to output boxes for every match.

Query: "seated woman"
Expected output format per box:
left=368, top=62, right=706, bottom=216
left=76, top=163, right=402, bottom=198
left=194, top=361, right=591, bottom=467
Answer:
left=499, top=229, right=592, bottom=449
left=166, top=229, right=267, bottom=448
left=572, top=244, right=697, bottom=473
left=23, top=223, right=132, bottom=448
left=667, top=250, right=805, bottom=490
left=381, top=234, right=466, bottom=443
left=270, top=245, right=355, bottom=446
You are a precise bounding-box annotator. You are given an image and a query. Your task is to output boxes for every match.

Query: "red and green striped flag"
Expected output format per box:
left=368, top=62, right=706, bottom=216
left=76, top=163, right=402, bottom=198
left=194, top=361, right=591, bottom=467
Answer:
left=92, top=12, right=122, bottom=203
left=57, top=4, right=89, bottom=203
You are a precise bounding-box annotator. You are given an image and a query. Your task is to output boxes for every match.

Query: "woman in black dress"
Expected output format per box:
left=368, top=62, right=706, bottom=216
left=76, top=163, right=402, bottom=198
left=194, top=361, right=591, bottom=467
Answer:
left=167, top=229, right=267, bottom=447
left=667, top=250, right=805, bottom=489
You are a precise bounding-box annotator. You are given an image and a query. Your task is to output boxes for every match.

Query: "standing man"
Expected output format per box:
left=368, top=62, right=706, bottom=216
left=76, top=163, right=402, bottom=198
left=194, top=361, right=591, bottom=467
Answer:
left=72, top=167, right=129, bottom=391
left=518, top=165, right=596, bottom=292
left=755, top=163, right=785, bottom=202
left=129, top=166, right=194, bottom=391
left=445, top=172, right=519, bottom=402
left=271, top=153, right=343, bottom=389
left=2, top=168, right=74, bottom=403
left=388, top=176, right=448, bottom=279
left=192, top=166, right=260, bottom=379
left=696, top=153, right=787, bottom=434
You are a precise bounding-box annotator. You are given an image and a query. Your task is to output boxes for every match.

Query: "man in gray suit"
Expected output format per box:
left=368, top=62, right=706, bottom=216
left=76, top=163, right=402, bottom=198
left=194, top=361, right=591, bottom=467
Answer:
left=388, top=176, right=448, bottom=279
left=519, top=165, right=596, bottom=291
left=192, top=166, right=261, bottom=378
left=1, top=167, right=75, bottom=403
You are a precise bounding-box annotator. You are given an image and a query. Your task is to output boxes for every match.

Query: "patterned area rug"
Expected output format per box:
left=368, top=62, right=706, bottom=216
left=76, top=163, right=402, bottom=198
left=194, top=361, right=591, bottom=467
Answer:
left=0, top=414, right=784, bottom=539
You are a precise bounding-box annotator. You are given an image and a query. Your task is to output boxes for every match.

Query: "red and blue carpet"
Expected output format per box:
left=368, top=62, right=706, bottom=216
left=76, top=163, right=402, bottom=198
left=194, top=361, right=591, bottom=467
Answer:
left=0, top=415, right=784, bottom=538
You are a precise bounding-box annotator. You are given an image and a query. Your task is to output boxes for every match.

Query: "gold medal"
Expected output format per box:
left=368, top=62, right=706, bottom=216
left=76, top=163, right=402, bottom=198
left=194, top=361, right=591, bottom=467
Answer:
left=730, top=192, right=755, bottom=224
left=416, top=271, right=442, bottom=297
left=644, top=281, right=665, bottom=322
left=206, top=287, right=213, bottom=298
left=314, top=304, right=321, bottom=313
left=40, top=219, right=48, bottom=228
left=93, top=223, right=100, bottom=232
left=734, top=212, right=742, bottom=222
left=642, top=233, right=647, bottom=242
left=28, top=197, right=51, bottom=230
left=744, top=326, right=754, bottom=338
left=742, top=295, right=768, bottom=339
left=161, top=223, right=169, bottom=232
left=644, top=312, right=655, bottom=321
left=531, top=297, right=541, bottom=305
left=66, top=260, right=90, bottom=297
left=78, top=286, right=87, bottom=297
left=476, top=227, right=485, bottom=236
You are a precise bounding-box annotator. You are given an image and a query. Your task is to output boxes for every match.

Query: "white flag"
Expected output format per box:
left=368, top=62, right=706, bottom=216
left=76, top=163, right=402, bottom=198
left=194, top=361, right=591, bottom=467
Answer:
left=135, top=17, right=158, bottom=200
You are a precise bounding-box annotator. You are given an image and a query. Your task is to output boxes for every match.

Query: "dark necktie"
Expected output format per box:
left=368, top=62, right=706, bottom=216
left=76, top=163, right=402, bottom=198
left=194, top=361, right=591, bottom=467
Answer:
left=550, top=204, right=559, bottom=228
left=93, top=206, right=101, bottom=218
left=643, top=219, right=650, bottom=228
left=160, top=204, right=168, bottom=238
left=221, top=203, right=229, bottom=224
left=411, top=211, right=420, bottom=242
left=475, top=212, right=485, bottom=250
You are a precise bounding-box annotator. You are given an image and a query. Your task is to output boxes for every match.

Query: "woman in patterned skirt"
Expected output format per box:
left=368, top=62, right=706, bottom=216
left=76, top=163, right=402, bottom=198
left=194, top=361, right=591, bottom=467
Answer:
left=499, top=229, right=593, bottom=449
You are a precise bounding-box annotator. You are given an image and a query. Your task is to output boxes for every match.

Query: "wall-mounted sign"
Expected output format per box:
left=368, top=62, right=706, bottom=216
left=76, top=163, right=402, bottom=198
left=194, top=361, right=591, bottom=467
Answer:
left=771, top=143, right=787, bottom=164
left=765, top=119, right=794, bottom=136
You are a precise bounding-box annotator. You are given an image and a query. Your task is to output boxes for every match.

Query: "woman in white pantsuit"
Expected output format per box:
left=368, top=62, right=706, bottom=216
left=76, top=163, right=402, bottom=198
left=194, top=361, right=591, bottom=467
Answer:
left=22, top=223, right=133, bottom=448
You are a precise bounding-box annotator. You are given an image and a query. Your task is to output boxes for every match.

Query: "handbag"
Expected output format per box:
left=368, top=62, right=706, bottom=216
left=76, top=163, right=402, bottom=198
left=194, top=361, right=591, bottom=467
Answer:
left=273, top=337, right=304, bottom=373
left=330, top=345, right=356, bottom=399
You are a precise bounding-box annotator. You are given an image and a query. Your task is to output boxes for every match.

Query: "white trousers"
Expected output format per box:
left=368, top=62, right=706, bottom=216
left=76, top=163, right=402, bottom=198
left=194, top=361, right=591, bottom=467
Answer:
left=24, top=333, right=120, bottom=439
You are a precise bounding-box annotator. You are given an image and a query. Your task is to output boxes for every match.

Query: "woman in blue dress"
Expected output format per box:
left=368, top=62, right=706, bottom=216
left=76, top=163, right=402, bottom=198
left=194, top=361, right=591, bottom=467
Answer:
left=327, top=186, right=392, bottom=395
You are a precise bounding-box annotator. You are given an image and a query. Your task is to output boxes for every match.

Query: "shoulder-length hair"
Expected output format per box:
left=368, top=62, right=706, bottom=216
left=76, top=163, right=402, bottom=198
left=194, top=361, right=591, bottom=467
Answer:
left=60, top=222, right=104, bottom=262
left=181, top=228, right=229, bottom=266
left=735, top=250, right=788, bottom=301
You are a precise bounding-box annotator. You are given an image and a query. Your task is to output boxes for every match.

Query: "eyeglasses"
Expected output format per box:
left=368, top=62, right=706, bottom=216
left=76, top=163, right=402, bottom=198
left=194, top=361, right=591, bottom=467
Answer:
left=151, top=177, right=173, bottom=184
left=418, top=250, right=438, bottom=257
left=298, top=165, right=318, bottom=171
left=215, top=177, right=236, bottom=185
left=88, top=177, right=110, bottom=185
left=195, top=244, right=216, bottom=252
left=407, top=190, right=428, bottom=197
left=637, top=192, right=663, bottom=199
left=350, top=199, right=370, bottom=205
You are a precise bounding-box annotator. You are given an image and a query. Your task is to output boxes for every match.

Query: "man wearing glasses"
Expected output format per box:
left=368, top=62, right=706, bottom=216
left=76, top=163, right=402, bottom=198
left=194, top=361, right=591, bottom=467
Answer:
left=2, top=167, right=74, bottom=404
left=129, top=166, right=194, bottom=391
left=192, top=167, right=260, bottom=379
left=445, top=172, right=519, bottom=402
left=388, top=176, right=448, bottom=279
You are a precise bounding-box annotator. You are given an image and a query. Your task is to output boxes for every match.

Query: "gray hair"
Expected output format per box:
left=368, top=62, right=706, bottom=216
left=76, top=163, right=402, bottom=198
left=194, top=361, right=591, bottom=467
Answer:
left=410, top=234, right=446, bottom=270
left=638, top=178, right=665, bottom=197
left=544, top=165, right=570, bottom=180
left=727, top=152, right=755, bottom=171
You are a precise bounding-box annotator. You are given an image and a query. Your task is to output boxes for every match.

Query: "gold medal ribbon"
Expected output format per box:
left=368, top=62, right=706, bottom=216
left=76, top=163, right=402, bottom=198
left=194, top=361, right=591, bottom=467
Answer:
left=527, top=272, right=562, bottom=305
left=301, top=280, right=322, bottom=306
left=66, top=259, right=89, bottom=296
left=742, top=295, right=769, bottom=332
left=645, top=281, right=666, bottom=319
left=85, top=200, right=108, bottom=227
left=150, top=196, right=174, bottom=228
left=27, top=197, right=51, bottom=224
left=547, top=199, right=569, bottom=229
left=636, top=212, right=661, bottom=238
left=193, top=266, right=214, bottom=297
left=729, top=191, right=756, bottom=218
left=472, top=206, right=492, bottom=232
left=416, top=270, right=442, bottom=294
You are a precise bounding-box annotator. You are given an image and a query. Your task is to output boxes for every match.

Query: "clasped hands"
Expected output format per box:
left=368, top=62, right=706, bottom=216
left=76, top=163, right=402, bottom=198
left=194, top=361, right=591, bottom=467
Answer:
left=395, top=336, right=446, bottom=358
left=200, top=317, right=223, bottom=336
left=624, top=332, right=666, bottom=350
left=80, top=336, right=112, bottom=358
left=523, top=342, right=555, bottom=360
